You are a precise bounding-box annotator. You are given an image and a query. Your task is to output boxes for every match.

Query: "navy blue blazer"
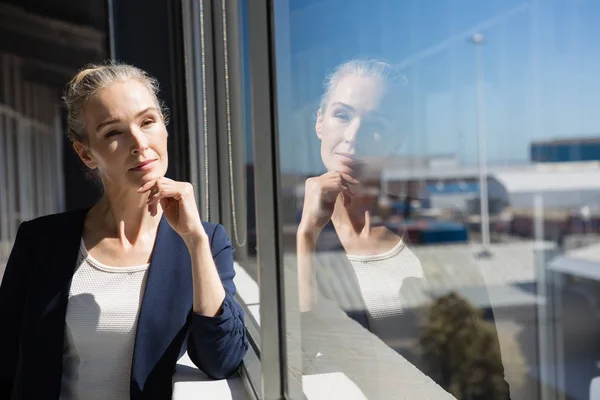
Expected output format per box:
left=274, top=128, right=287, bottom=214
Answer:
left=0, top=209, right=248, bottom=400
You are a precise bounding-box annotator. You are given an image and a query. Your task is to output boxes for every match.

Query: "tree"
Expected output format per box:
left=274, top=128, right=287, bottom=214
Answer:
left=420, top=292, right=509, bottom=400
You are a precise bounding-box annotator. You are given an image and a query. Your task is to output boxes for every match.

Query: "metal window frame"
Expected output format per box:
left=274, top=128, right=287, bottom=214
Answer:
left=168, top=0, right=310, bottom=397
left=215, top=1, right=266, bottom=393
left=180, top=0, right=264, bottom=395
left=246, top=1, right=308, bottom=399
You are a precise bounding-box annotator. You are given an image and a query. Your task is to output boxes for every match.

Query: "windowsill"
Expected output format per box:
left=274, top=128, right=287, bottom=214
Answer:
left=173, top=352, right=250, bottom=400
left=233, top=261, right=456, bottom=400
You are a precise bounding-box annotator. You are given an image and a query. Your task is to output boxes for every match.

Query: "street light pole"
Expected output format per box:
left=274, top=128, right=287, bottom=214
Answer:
left=472, top=32, right=492, bottom=257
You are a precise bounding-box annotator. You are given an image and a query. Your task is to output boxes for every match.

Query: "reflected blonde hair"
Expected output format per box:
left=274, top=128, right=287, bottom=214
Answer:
left=319, top=58, right=406, bottom=111
left=62, top=61, right=169, bottom=143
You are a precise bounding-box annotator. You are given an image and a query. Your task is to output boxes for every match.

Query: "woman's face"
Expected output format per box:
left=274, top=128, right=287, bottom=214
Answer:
left=74, top=80, right=168, bottom=189
left=316, top=74, right=398, bottom=178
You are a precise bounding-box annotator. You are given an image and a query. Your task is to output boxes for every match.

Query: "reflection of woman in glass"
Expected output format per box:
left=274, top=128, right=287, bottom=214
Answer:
left=298, top=59, right=421, bottom=318
left=297, top=59, right=510, bottom=398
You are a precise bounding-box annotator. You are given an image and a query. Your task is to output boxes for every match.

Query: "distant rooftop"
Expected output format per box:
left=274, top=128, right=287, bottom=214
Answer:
left=531, top=136, right=600, bottom=146
left=494, top=168, right=600, bottom=193
left=383, top=160, right=600, bottom=194
left=550, top=242, right=600, bottom=282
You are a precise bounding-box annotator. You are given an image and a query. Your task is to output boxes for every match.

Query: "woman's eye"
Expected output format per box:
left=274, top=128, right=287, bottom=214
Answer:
left=334, top=112, right=350, bottom=122
left=105, top=130, right=121, bottom=138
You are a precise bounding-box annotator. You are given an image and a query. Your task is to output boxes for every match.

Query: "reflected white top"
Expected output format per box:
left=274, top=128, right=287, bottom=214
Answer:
left=60, top=240, right=150, bottom=400
left=347, top=240, right=424, bottom=343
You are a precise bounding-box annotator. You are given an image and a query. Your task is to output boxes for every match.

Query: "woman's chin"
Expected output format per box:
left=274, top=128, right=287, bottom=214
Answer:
left=327, top=161, right=354, bottom=176
left=327, top=157, right=368, bottom=178
left=136, top=171, right=163, bottom=186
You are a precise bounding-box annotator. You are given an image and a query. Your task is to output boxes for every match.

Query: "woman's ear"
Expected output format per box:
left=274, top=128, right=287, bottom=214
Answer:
left=315, top=108, right=324, bottom=139
left=73, top=141, right=98, bottom=170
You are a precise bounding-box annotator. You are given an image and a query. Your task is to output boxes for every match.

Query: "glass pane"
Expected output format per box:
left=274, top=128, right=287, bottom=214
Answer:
left=272, top=1, right=600, bottom=399
left=232, top=0, right=259, bottom=316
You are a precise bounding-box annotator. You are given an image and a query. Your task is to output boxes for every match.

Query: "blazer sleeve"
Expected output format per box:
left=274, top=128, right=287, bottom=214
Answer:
left=0, top=222, right=31, bottom=398
left=186, top=224, right=248, bottom=379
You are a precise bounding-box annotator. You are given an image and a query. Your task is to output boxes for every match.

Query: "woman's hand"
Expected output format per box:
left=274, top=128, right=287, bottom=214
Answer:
left=296, top=170, right=357, bottom=313
left=298, top=171, right=358, bottom=238
left=138, top=178, right=206, bottom=242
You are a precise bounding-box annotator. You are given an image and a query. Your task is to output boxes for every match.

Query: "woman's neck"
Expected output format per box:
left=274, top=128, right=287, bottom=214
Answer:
left=330, top=195, right=371, bottom=240
left=330, top=195, right=405, bottom=256
left=89, top=187, right=162, bottom=246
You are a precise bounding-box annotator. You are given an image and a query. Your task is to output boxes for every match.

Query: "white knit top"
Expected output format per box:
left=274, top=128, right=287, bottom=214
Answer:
left=347, top=240, right=424, bottom=344
left=60, top=240, right=150, bottom=400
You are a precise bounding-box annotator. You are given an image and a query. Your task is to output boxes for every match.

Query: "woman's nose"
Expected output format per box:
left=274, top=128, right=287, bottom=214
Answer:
left=344, top=121, right=360, bottom=144
left=130, top=129, right=149, bottom=155
left=344, top=120, right=364, bottom=150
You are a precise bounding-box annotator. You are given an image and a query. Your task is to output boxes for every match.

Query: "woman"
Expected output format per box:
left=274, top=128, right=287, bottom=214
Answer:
left=297, top=59, right=510, bottom=398
left=297, top=59, right=420, bottom=319
left=0, top=63, right=248, bottom=400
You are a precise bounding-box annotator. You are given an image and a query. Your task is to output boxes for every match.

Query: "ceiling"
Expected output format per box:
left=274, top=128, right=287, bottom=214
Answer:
left=0, top=0, right=108, bottom=86
left=2, top=0, right=106, bottom=31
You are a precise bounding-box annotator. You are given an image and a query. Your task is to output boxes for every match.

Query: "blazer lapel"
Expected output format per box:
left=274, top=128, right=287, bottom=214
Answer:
left=130, top=216, right=193, bottom=394
left=19, top=209, right=87, bottom=400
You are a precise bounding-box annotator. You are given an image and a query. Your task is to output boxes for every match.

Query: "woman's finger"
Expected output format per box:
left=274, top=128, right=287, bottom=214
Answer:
left=336, top=181, right=354, bottom=195
left=323, top=171, right=358, bottom=186
left=323, top=178, right=354, bottom=193
left=137, top=180, right=157, bottom=193
left=340, top=173, right=359, bottom=185
left=138, top=176, right=177, bottom=193
left=146, top=183, right=186, bottom=204
left=340, top=184, right=352, bottom=192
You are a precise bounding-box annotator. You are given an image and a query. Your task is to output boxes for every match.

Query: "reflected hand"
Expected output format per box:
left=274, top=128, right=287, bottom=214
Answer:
left=299, top=171, right=358, bottom=237
left=138, top=178, right=206, bottom=241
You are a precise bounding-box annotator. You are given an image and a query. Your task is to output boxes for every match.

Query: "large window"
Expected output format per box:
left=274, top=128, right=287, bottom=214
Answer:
left=188, top=0, right=600, bottom=399
left=0, top=53, right=64, bottom=268
left=271, top=1, right=600, bottom=399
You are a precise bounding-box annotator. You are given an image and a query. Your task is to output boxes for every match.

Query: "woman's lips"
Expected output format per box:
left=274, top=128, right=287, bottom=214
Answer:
left=130, top=160, right=156, bottom=171
left=336, top=153, right=357, bottom=164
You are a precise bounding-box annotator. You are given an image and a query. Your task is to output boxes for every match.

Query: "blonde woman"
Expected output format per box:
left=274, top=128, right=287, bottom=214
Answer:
left=0, top=62, right=247, bottom=400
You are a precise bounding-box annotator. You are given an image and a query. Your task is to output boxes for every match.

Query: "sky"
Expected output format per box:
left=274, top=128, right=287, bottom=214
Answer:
left=263, top=0, right=600, bottom=174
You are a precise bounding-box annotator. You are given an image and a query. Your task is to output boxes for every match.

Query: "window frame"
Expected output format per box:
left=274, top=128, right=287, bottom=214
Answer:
left=244, top=0, right=293, bottom=397
left=180, top=0, right=291, bottom=398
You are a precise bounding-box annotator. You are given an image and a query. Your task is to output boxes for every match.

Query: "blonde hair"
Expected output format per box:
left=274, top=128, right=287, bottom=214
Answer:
left=62, top=62, right=169, bottom=143
left=319, top=58, right=406, bottom=111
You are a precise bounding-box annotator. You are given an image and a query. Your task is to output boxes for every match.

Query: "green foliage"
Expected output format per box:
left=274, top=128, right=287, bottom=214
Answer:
left=420, top=292, right=509, bottom=400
